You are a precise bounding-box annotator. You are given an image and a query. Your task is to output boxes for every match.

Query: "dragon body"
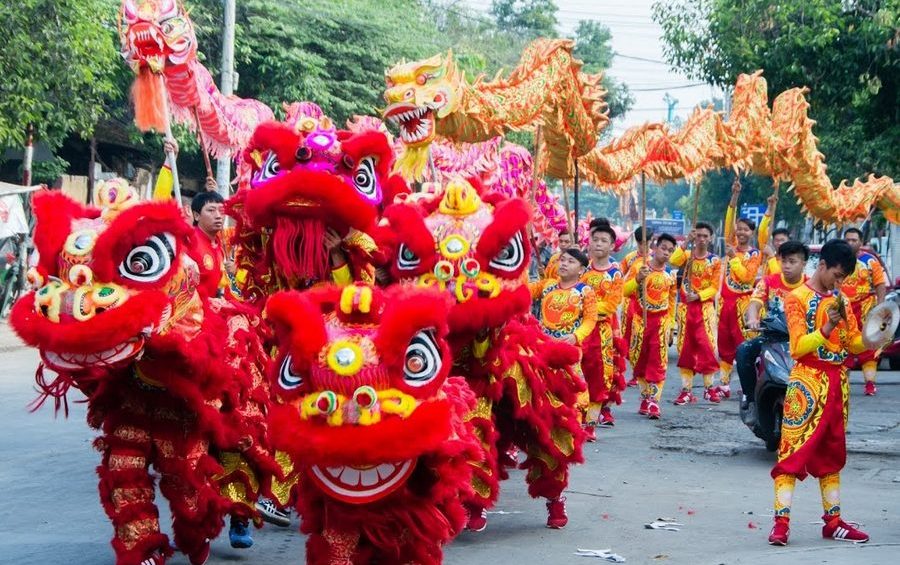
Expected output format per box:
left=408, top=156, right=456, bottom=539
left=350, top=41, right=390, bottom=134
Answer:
left=577, top=72, right=898, bottom=224
left=384, top=39, right=607, bottom=181
left=11, top=181, right=274, bottom=565
left=119, top=0, right=274, bottom=157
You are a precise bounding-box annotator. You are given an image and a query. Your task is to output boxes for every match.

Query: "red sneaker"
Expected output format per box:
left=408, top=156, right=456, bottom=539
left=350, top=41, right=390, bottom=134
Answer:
left=598, top=407, right=615, bottom=427
left=673, top=389, right=695, bottom=406
left=466, top=505, right=487, bottom=532
left=583, top=424, right=597, bottom=442
left=140, top=551, right=166, bottom=565
left=627, top=377, right=638, bottom=388
left=704, top=386, right=721, bottom=404
left=864, top=381, right=877, bottom=396
left=768, top=517, right=790, bottom=546
left=638, top=397, right=650, bottom=415
left=546, top=497, right=568, bottom=529
left=822, top=516, right=869, bottom=543
left=647, top=400, right=661, bottom=420
left=717, top=384, right=731, bottom=399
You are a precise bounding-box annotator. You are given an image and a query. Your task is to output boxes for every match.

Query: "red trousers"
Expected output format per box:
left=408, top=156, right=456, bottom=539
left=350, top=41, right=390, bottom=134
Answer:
left=677, top=300, right=720, bottom=375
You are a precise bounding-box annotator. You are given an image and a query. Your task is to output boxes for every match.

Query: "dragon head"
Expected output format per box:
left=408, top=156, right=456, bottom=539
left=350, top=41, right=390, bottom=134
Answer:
left=118, top=0, right=195, bottom=73
left=11, top=181, right=200, bottom=375
left=378, top=177, right=533, bottom=335
left=229, top=106, right=408, bottom=294
left=383, top=51, right=463, bottom=178
left=266, top=284, right=458, bottom=504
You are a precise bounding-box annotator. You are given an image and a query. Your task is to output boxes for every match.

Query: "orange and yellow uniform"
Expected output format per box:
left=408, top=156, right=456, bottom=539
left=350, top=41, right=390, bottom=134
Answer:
left=670, top=247, right=722, bottom=383
left=772, top=285, right=865, bottom=520
left=529, top=279, right=598, bottom=344
left=529, top=279, right=598, bottom=420
left=749, top=273, right=807, bottom=320
left=544, top=251, right=562, bottom=280
left=757, top=214, right=781, bottom=277
left=840, top=251, right=887, bottom=372
left=621, top=249, right=648, bottom=352
left=623, top=263, right=677, bottom=402
left=719, top=205, right=764, bottom=378
left=580, top=262, right=626, bottom=414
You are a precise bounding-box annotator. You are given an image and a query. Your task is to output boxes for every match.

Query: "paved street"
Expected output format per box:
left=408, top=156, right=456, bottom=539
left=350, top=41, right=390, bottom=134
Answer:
left=2, top=322, right=899, bottom=565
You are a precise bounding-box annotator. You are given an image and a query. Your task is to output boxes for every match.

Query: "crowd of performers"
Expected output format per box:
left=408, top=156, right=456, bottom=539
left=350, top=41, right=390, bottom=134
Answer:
left=11, top=140, right=890, bottom=563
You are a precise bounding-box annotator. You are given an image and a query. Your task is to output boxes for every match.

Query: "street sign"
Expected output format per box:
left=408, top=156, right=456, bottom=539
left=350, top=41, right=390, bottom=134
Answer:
left=646, top=218, right=685, bottom=236
left=672, top=210, right=684, bottom=220
left=739, top=204, right=766, bottom=226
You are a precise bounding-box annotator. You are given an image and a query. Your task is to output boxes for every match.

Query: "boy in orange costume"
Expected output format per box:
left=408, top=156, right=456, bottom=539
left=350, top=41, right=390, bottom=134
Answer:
left=719, top=181, right=763, bottom=398
left=670, top=222, right=722, bottom=404
left=624, top=233, right=677, bottom=419
left=841, top=228, right=887, bottom=396
left=543, top=230, right=576, bottom=280
left=530, top=248, right=597, bottom=438
left=580, top=219, right=626, bottom=427
left=621, top=227, right=654, bottom=388
left=768, top=239, right=869, bottom=546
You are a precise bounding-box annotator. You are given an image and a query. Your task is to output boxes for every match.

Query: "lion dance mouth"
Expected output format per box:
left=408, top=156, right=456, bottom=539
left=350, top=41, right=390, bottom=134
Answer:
left=309, top=460, right=416, bottom=504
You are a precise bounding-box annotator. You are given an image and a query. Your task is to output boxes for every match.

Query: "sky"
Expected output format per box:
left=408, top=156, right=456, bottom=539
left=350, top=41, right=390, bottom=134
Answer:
left=462, top=0, right=724, bottom=136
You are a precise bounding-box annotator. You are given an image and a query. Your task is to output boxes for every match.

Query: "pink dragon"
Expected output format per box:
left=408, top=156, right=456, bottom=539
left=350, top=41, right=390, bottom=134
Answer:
left=119, top=0, right=274, bottom=158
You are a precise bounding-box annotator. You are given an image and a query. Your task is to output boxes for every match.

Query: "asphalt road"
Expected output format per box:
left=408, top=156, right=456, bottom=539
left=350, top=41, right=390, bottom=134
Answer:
left=2, top=324, right=898, bottom=565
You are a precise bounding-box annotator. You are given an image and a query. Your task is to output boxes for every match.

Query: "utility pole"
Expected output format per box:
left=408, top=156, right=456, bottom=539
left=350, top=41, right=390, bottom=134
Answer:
left=663, top=93, right=678, bottom=124
left=215, top=0, right=236, bottom=198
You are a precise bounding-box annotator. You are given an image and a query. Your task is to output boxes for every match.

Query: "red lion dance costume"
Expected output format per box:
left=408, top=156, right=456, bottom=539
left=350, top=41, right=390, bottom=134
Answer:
left=10, top=183, right=272, bottom=565
left=265, top=283, right=482, bottom=564
left=228, top=103, right=408, bottom=304
left=377, top=177, right=586, bottom=530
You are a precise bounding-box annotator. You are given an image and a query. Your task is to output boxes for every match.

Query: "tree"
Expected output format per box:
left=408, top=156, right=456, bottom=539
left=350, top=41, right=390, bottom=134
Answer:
left=489, top=0, right=559, bottom=39
left=0, top=0, right=124, bottom=149
left=572, top=20, right=634, bottom=120
left=652, top=0, right=899, bottom=185
left=191, top=0, right=444, bottom=124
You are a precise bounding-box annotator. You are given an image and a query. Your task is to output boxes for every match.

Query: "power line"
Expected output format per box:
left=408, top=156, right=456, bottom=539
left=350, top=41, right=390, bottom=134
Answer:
left=630, top=83, right=708, bottom=91
left=613, top=52, right=667, bottom=65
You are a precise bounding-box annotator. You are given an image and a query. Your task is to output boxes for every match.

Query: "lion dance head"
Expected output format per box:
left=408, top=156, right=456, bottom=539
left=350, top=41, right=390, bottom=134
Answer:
left=265, top=283, right=481, bottom=563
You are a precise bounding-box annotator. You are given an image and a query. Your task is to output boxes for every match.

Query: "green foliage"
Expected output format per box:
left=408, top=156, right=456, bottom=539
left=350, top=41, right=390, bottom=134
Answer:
left=190, top=0, right=442, bottom=123
left=21, top=154, right=70, bottom=185
left=0, top=0, right=125, bottom=149
left=490, top=0, right=559, bottom=39
left=652, top=0, right=899, bottom=184
left=571, top=20, right=634, bottom=120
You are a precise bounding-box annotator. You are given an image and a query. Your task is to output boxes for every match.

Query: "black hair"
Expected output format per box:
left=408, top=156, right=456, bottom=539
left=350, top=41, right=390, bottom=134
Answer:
left=819, top=239, right=856, bottom=275
left=694, top=221, right=714, bottom=235
left=562, top=247, right=589, bottom=268
left=777, top=240, right=809, bottom=261
left=633, top=226, right=653, bottom=244
left=842, top=227, right=865, bottom=242
left=655, top=233, right=677, bottom=248
left=590, top=217, right=616, bottom=242
left=772, top=227, right=790, bottom=239
left=736, top=217, right=756, bottom=231
left=191, top=190, right=225, bottom=216
left=558, top=229, right=572, bottom=238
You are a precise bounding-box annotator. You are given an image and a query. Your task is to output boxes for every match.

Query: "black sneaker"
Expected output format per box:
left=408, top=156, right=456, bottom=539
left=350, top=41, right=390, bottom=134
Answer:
left=256, top=498, right=291, bottom=527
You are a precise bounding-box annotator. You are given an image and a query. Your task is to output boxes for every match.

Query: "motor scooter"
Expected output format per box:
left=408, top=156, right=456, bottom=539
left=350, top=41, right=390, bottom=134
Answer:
left=739, top=313, right=793, bottom=452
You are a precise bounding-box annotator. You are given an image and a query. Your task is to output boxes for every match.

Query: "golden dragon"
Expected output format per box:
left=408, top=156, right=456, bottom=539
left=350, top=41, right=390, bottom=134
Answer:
left=383, top=38, right=608, bottom=181
left=575, top=71, right=898, bottom=224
